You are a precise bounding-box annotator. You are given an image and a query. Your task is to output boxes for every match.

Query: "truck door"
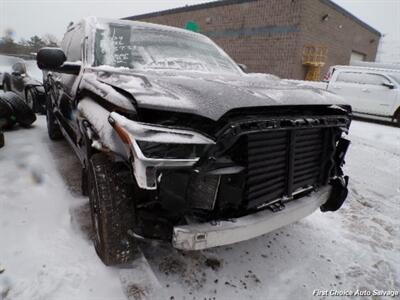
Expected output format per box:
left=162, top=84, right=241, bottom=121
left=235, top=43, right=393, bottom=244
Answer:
left=50, top=30, right=72, bottom=114
left=357, top=73, right=397, bottom=116
left=328, top=70, right=364, bottom=112
left=54, top=24, right=84, bottom=142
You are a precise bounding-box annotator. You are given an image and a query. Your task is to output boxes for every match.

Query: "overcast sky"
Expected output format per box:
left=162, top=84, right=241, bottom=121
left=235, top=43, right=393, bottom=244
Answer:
left=1, top=0, right=399, bottom=62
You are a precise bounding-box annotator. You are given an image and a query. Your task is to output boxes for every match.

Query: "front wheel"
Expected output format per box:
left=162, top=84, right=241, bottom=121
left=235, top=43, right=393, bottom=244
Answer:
left=88, top=153, right=138, bottom=265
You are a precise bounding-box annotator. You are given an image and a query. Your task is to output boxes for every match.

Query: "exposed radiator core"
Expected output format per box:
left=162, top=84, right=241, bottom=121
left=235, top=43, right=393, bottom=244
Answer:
left=244, top=127, right=335, bottom=209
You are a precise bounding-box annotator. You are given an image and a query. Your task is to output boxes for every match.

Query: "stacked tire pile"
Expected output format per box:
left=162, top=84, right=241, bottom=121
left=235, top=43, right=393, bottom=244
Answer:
left=0, top=92, right=36, bottom=148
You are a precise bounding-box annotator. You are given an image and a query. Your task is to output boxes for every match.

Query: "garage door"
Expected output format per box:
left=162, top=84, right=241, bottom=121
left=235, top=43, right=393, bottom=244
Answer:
left=350, top=51, right=366, bottom=63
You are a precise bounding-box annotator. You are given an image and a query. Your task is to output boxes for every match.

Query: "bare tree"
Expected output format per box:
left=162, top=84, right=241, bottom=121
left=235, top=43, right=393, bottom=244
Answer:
left=0, top=30, right=59, bottom=56
left=42, top=34, right=59, bottom=47
left=0, top=28, right=18, bottom=54
left=27, top=35, right=46, bottom=53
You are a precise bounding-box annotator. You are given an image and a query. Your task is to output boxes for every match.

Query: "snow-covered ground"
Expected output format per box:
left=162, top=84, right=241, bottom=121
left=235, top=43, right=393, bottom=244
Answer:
left=0, top=116, right=399, bottom=300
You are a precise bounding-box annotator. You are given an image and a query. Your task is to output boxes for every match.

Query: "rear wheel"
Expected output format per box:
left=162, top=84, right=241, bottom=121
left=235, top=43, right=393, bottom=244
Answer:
left=395, top=111, right=400, bottom=128
left=26, top=87, right=46, bottom=114
left=46, top=95, right=63, bottom=140
left=2, top=80, right=11, bottom=92
left=25, top=88, right=39, bottom=113
left=88, top=153, right=138, bottom=265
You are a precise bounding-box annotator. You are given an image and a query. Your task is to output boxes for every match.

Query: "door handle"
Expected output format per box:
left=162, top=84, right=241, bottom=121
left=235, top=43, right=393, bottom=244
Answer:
left=361, top=88, right=370, bottom=93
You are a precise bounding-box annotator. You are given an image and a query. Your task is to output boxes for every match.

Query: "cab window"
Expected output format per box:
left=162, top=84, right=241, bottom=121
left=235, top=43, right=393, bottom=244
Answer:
left=61, top=25, right=84, bottom=62
left=362, top=73, right=390, bottom=85
left=336, top=71, right=363, bottom=84
left=61, top=31, right=72, bottom=55
left=337, top=71, right=390, bottom=86
left=67, top=26, right=84, bottom=62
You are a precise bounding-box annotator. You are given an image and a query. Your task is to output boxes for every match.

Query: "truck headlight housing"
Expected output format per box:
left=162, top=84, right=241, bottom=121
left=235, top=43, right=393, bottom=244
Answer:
left=108, top=112, right=215, bottom=160
left=136, top=141, right=207, bottom=159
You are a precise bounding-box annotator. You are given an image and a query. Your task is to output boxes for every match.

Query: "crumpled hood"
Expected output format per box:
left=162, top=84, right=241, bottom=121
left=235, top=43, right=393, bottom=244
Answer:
left=92, top=68, right=347, bottom=121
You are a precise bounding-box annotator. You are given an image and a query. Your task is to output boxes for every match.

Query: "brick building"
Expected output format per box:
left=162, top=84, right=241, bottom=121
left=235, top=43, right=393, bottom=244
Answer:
left=124, top=0, right=381, bottom=80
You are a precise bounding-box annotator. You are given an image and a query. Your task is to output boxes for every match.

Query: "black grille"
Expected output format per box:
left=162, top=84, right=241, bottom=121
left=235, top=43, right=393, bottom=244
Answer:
left=244, top=128, right=334, bottom=209
left=293, top=128, right=325, bottom=191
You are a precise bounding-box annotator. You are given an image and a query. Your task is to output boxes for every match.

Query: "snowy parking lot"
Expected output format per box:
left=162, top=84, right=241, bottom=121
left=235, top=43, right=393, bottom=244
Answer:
left=0, top=116, right=399, bottom=300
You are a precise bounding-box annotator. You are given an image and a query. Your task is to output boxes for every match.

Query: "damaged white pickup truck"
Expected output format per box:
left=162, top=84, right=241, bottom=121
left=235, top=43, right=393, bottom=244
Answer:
left=37, top=17, right=351, bottom=265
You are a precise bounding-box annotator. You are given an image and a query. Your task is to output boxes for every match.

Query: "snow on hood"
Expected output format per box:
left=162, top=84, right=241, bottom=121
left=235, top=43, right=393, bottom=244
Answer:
left=80, top=72, right=136, bottom=111
left=87, top=67, right=347, bottom=121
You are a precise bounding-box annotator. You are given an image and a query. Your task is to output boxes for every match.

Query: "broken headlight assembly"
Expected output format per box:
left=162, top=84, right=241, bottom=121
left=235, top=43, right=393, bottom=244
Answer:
left=136, top=141, right=207, bottom=159
left=108, top=112, right=215, bottom=189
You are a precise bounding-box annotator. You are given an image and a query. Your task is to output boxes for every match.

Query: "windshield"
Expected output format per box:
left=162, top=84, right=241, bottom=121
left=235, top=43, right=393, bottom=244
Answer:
left=93, top=22, right=240, bottom=74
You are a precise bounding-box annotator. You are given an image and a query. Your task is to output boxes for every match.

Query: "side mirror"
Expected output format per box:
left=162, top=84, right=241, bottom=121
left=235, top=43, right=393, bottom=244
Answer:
left=37, top=48, right=66, bottom=69
left=37, top=47, right=81, bottom=75
left=382, top=82, right=395, bottom=89
left=238, top=63, right=248, bottom=73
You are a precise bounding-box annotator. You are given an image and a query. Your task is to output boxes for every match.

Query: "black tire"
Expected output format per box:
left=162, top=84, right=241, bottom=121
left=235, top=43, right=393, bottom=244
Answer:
left=88, top=153, right=137, bottom=266
left=36, top=88, right=47, bottom=115
left=46, top=95, right=63, bottom=140
left=1, top=92, right=36, bottom=127
left=0, top=97, right=17, bottom=129
left=2, top=80, right=11, bottom=92
left=27, top=87, right=46, bottom=114
left=395, top=111, right=400, bottom=128
left=25, top=88, right=35, bottom=112
left=25, top=87, right=40, bottom=113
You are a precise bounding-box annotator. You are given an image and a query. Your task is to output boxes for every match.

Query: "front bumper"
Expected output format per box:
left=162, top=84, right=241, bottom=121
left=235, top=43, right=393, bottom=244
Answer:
left=172, top=186, right=331, bottom=250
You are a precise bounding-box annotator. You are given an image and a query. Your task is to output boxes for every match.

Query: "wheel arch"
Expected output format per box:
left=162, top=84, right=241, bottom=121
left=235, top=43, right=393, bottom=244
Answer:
left=79, top=116, right=101, bottom=196
left=76, top=93, right=128, bottom=157
left=393, top=106, right=400, bottom=121
left=76, top=94, right=131, bottom=194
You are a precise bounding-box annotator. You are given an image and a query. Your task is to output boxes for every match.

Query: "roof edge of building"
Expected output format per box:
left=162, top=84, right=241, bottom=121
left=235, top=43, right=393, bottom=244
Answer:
left=320, top=0, right=381, bottom=36
left=123, top=0, right=257, bottom=21
left=123, top=0, right=381, bottom=37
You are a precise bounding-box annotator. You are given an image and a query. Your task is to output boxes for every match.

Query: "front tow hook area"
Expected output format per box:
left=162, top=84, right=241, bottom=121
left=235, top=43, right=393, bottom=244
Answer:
left=320, top=176, right=349, bottom=212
